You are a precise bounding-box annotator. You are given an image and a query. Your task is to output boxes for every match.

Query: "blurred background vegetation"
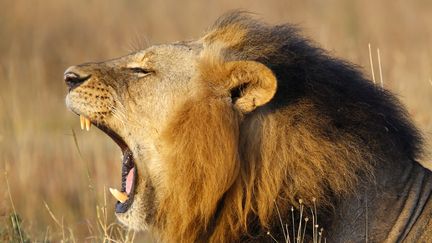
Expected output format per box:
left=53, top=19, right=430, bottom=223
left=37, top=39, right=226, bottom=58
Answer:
left=1, top=0, right=431, bottom=241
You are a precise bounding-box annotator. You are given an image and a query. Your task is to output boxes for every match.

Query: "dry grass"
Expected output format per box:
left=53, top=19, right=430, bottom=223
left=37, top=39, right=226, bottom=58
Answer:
left=0, top=0, right=431, bottom=241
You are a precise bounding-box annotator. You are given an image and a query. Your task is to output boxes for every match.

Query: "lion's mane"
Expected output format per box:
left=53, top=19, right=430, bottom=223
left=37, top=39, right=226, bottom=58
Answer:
left=155, top=12, right=423, bottom=242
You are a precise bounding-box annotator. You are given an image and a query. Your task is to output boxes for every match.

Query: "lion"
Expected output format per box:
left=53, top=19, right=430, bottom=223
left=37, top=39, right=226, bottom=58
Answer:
left=64, top=12, right=432, bottom=242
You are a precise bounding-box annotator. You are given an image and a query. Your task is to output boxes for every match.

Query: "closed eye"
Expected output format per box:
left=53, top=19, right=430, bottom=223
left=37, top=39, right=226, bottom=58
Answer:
left=128, top=67, right=153, bottom=74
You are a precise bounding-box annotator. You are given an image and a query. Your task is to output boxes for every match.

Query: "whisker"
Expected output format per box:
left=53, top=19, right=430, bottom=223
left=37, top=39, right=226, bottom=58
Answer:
left=111, top=108, right=127, bottom=130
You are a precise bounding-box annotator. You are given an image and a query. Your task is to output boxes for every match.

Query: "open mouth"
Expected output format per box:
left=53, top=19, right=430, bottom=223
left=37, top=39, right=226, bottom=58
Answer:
left=79, top=115, right=137, bottom=213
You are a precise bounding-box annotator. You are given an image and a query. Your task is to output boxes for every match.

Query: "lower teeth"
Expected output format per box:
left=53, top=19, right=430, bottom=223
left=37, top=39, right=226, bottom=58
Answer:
left=109, top=188, right=128, bottom=203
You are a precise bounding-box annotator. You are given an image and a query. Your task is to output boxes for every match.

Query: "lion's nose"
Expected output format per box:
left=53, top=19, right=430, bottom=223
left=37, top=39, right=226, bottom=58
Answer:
left=64, top=66, right=91, bottom=90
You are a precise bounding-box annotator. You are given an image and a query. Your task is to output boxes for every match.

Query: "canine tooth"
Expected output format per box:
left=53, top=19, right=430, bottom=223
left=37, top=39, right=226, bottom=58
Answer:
left=80, top=115, right=85, bottom=130
left=85, top=118, right=91, bottom=131
left=109, top=188, right=128, bottom=203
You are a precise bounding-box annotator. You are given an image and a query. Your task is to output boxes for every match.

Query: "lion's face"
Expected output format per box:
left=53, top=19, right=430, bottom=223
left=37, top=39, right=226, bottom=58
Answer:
left=65, top=42, right=203, bottom=229
left=64, top=19, right=280, bottom=240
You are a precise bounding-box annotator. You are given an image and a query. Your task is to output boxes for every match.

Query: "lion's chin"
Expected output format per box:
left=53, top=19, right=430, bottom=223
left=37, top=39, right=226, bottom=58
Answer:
left=115, top=193, right=149, bottom=231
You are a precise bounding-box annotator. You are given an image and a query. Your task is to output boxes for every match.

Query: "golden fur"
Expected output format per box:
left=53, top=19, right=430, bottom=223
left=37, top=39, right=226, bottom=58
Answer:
left=154, top=15, right=378, bottom=242
left=66, top=11, right=425, bottom=243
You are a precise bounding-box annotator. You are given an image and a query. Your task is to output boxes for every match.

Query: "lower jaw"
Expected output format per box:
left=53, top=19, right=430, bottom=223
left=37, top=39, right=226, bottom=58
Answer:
left=115, top=188, right=136, bottom=213
left=115, top=202, right=150, bottom=231
left=115, top=171, right=157, bottom=230
left=115, top=178, right=136, bottom=213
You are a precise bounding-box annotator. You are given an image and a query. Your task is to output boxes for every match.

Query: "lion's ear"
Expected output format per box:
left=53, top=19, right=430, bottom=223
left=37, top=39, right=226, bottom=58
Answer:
left=225, top=61, right=277, bottom=113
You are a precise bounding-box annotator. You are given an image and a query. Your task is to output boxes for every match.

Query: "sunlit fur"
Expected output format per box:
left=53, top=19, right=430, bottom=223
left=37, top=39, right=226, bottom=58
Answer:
left=152, top=12, right=423, bottom=242
left=65, top=11, right=424, bottom=242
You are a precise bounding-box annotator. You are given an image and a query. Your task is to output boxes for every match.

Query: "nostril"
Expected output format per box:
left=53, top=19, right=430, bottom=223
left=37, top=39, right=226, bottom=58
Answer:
left=64, top=71, right=91, bottom=90
left=64, top=72, right=79, bottom=83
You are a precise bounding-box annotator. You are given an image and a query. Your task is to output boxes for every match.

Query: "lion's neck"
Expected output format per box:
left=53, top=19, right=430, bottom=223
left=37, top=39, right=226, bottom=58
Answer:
left=326, top=159, right=432, bottom=242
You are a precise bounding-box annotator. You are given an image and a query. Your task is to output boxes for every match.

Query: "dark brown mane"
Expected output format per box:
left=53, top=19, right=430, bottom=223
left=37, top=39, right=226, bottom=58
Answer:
left=156, top=11, right=423, bottom=242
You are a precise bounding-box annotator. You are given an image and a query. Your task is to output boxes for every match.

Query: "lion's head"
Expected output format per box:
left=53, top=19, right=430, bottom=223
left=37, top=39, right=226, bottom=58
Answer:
left=64, top=12, right=423, bottom=242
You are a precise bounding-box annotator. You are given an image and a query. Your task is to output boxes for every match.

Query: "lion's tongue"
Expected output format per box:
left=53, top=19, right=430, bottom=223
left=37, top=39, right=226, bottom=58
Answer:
left=126, top=167, right=135, bottom=195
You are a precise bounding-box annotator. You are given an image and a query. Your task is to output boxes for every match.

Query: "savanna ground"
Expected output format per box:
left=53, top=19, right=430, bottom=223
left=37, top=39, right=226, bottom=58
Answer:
left=1, top=0, right=432, bottom=242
